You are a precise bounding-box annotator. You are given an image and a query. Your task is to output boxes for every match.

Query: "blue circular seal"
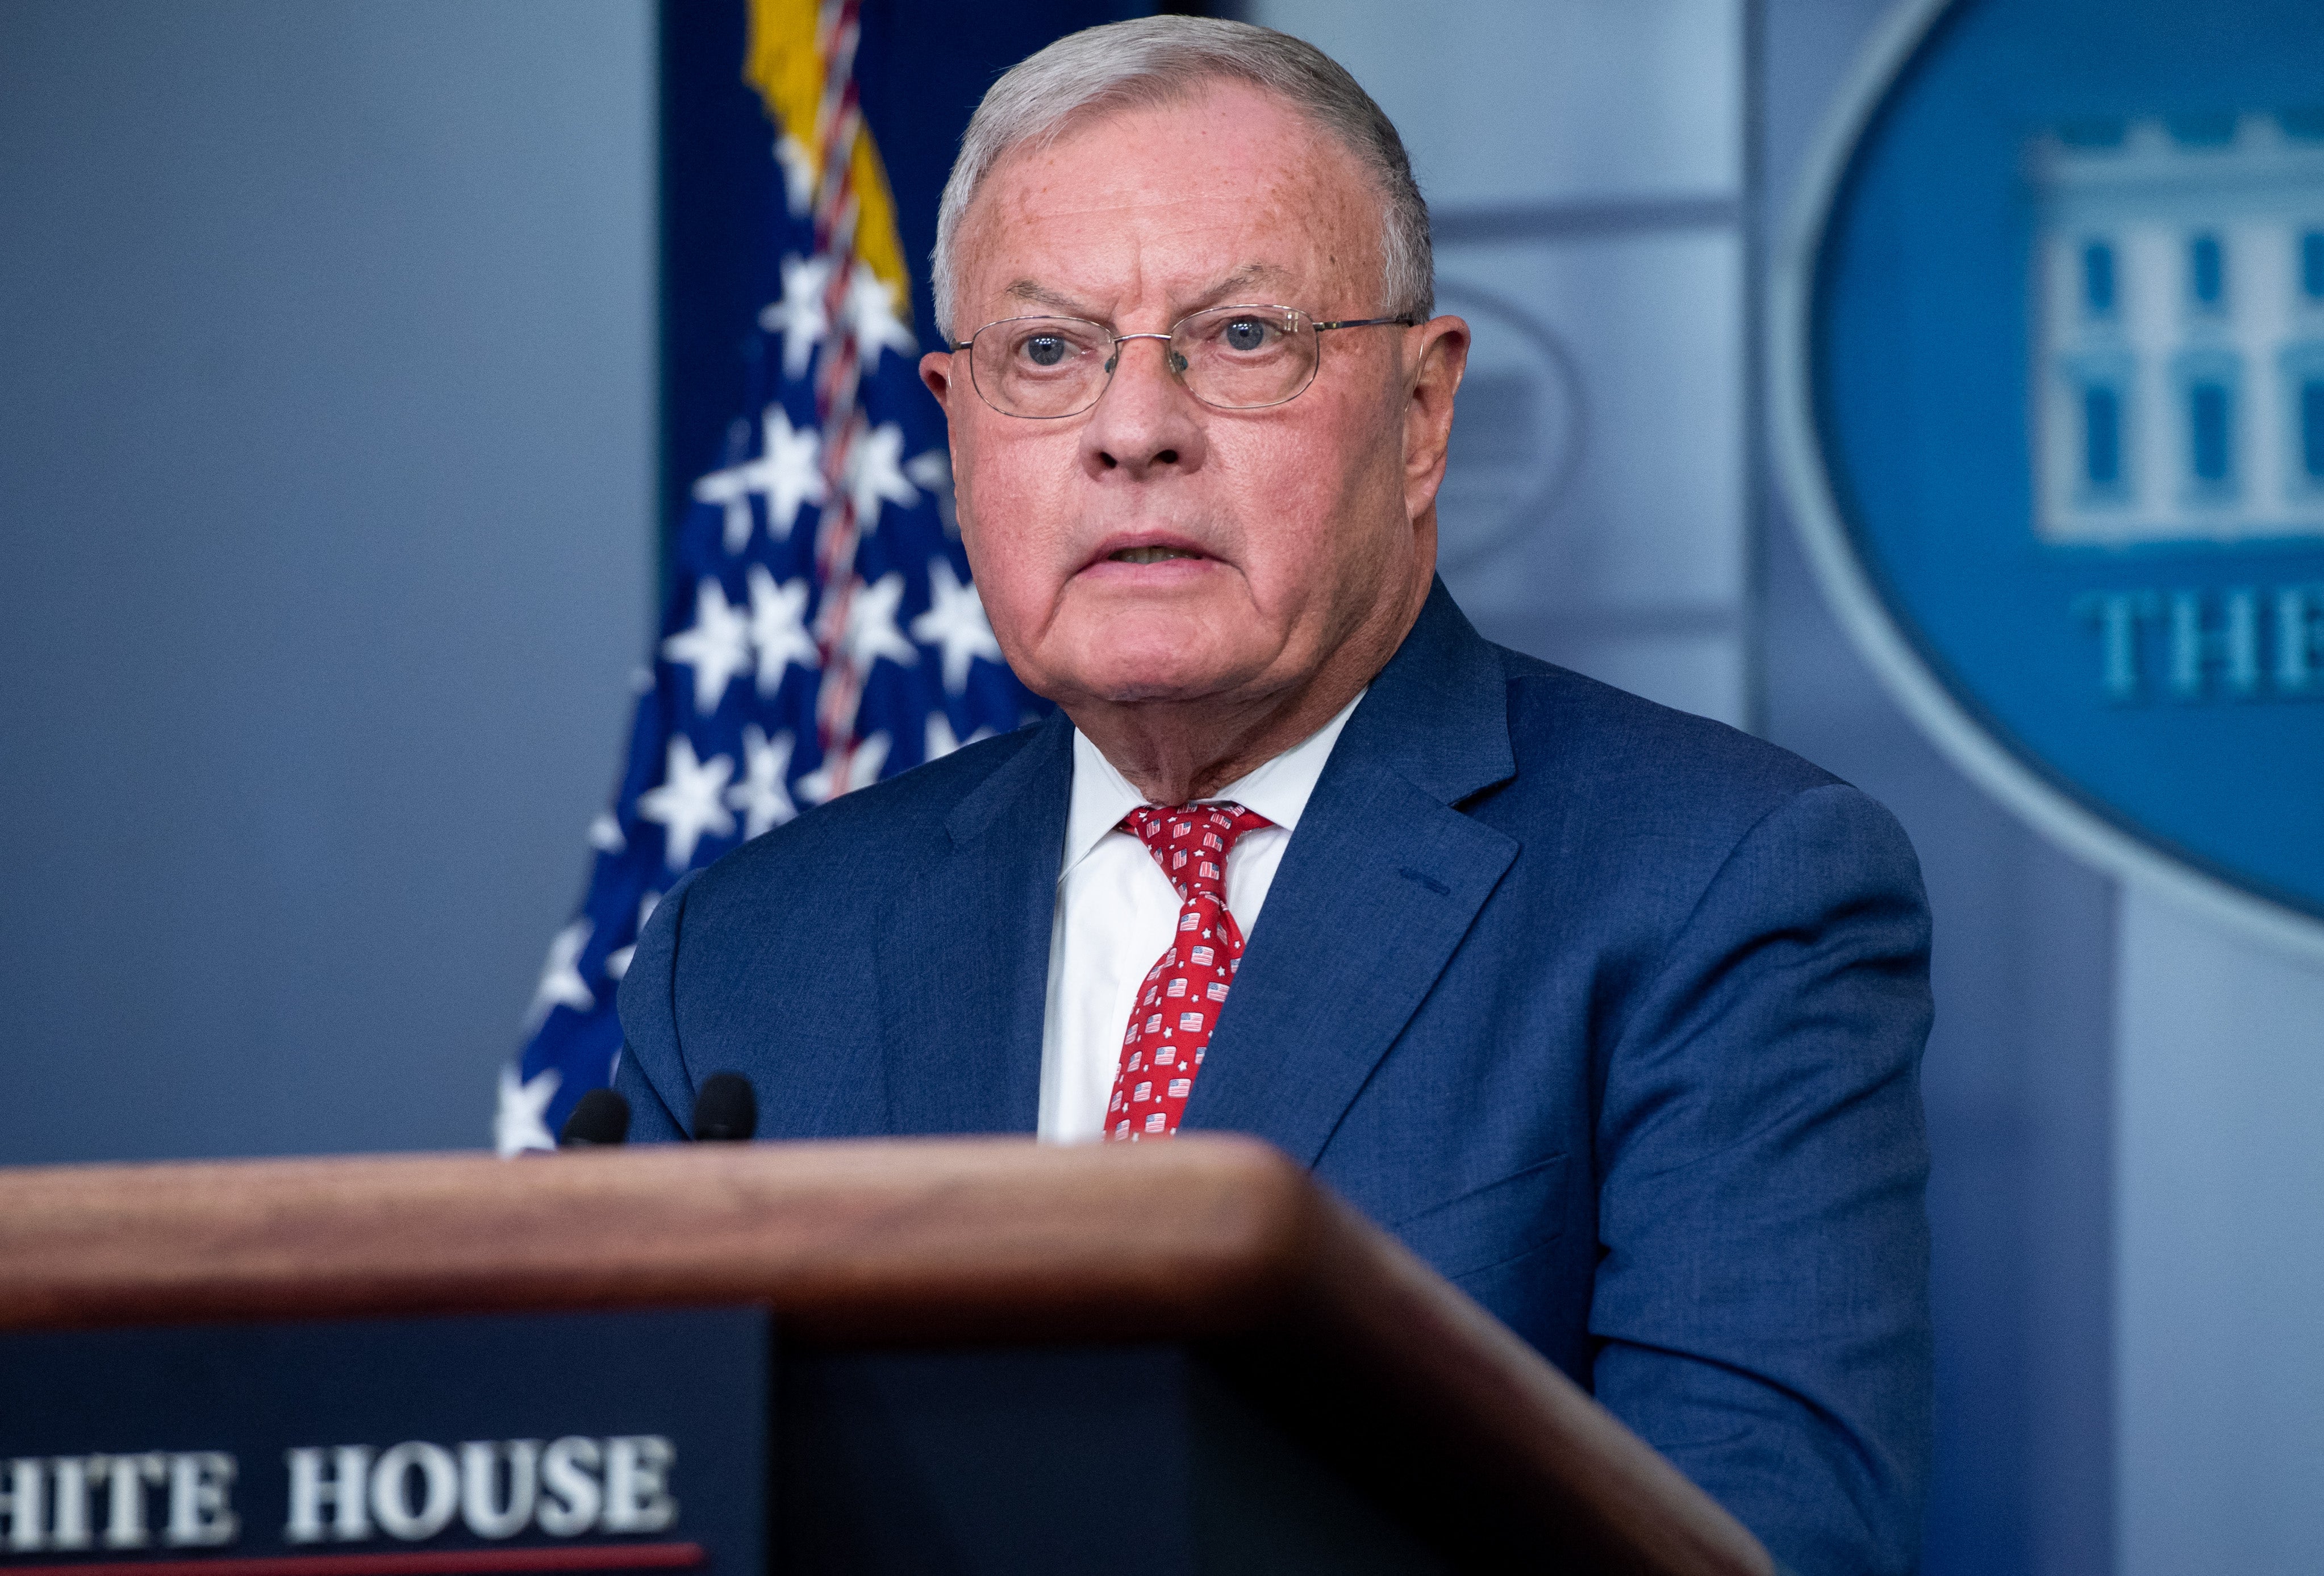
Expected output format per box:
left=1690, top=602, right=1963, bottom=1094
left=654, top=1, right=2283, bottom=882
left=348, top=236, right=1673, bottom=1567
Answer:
left=1775, top=0, right=2324, bottom=954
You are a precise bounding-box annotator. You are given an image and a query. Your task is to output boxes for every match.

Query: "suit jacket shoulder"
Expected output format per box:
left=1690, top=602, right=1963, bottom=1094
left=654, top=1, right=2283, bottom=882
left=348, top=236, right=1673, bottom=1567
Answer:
left=1494, top=641, right=1849, bottom=844
left=617, top=710, right=1079, bottom=1141
left=690, top=724, right=1039, bottom=911
left=1472, top=652, right=1910, bottom=1023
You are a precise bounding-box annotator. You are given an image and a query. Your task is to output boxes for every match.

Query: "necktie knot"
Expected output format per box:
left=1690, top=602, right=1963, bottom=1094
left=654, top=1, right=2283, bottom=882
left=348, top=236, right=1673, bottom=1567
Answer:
left=1120, top=802, right=1272, bottom=902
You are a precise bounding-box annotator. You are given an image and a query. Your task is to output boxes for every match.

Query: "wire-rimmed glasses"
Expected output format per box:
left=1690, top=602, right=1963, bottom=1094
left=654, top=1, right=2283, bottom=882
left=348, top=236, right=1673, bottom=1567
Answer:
left=959, top=303, right=1417, bottom=419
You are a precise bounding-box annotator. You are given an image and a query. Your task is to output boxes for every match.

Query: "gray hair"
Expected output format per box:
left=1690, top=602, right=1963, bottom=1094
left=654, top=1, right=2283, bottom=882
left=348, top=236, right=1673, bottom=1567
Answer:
left=930, top=16, right=1432, bottom=345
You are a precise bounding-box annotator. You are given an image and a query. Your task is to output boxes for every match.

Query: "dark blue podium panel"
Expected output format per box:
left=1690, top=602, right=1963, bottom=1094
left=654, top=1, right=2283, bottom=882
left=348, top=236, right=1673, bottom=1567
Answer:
left=0, top=1311, right=767, bottom=1576
left=778, top=1346, right=1442, bottom=1576
left=0, top=1322, right=1439, bottom=1576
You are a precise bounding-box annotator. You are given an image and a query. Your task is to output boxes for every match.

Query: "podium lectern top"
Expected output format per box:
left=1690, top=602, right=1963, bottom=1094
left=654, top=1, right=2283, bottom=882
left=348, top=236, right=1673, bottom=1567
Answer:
left=0, top=1136, right=1770, bottom=1576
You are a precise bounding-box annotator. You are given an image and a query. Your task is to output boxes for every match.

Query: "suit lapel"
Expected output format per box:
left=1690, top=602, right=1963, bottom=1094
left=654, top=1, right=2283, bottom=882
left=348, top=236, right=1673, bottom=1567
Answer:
left=1183, top=582, right=1520, bottom=1164
left=874, top=714, right=1071, bottom=1135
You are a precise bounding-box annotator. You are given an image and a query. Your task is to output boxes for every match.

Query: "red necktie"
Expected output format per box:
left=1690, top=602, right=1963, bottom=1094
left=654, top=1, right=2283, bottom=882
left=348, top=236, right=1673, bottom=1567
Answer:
left=1106, top=802, right=1273, bottom=1141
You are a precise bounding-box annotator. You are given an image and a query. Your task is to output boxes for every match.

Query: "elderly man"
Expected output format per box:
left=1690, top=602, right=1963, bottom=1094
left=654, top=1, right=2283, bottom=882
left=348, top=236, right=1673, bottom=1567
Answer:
left=617, top=17, right=1931, bottom=1574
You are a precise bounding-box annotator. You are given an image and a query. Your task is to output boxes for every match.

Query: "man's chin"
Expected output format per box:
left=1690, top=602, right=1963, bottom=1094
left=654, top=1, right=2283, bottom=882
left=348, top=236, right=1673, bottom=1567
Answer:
left=1013, top=587, right=1293, bottom=710
left=1050, top=648, right=1262, bottom=710
left=1078, top=667, right=1241, bottom=707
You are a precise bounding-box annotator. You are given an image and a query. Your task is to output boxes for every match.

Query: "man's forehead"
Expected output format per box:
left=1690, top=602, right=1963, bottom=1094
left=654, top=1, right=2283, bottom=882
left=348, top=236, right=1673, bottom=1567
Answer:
left=1024, top=77, right=1336, bottom=170
left=973, top=81, right=1365, bottom=236
left=961, top=103, right=1375, bottom=309
left=985, top=130, right=1324, bottom=231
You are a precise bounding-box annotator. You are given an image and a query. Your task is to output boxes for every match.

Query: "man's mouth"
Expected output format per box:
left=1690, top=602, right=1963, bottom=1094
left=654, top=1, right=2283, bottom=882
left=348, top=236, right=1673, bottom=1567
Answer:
left=1107, top=545, right=1203, bottom=565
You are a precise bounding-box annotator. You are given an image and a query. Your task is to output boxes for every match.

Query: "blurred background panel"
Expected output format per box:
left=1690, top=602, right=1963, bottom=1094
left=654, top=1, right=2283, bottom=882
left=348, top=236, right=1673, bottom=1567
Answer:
left=1432, top=231, right=1747, bottom=724
left=1254, top=0, right=1751, bottom=729
left=0, top=0, right=655, bottom=1160
left=1261, top=0, right=1742, bottom=204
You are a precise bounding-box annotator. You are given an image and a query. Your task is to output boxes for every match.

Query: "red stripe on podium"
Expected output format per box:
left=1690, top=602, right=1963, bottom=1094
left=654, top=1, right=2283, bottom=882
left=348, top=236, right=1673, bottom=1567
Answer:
left=0, top=1543, right=707, bottom=1576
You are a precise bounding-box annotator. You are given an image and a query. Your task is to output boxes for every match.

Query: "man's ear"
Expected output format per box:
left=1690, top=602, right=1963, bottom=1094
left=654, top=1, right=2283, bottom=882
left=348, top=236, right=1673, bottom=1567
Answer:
left=1401, top=315, right=1470, bottom=521
left=920, top=349, right=957, bottom=407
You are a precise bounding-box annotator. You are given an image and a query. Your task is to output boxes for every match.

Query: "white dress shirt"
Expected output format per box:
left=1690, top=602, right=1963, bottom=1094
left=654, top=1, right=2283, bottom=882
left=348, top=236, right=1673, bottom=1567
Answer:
left=1036, top=693, right=1364, bottom=1141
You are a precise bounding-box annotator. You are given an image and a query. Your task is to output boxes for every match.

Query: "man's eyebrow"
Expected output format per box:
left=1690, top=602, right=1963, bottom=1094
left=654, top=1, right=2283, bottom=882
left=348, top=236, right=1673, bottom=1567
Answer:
left=997, top=263, right=1301, bottom=323
left=1187, top=262, right=1295, bottom=308
left=1003, top=279, right=1090, bottom=315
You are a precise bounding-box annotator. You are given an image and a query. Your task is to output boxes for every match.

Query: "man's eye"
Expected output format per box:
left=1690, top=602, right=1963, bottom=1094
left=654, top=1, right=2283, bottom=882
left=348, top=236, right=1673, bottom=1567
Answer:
left=1021, top=335, right=1070, bottom=367
left=1219, top=318, right=1274, bottom=352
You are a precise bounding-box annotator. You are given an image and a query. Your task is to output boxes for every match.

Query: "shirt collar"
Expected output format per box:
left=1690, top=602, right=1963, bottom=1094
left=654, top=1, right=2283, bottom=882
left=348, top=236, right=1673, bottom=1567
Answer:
left=1060, top=689, right=1365, bottom=878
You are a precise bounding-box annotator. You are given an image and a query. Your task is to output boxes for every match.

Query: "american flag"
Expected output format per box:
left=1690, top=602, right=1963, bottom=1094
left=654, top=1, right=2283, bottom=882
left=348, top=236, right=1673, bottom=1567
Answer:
left=495, top=0, right=1042, bottom=1153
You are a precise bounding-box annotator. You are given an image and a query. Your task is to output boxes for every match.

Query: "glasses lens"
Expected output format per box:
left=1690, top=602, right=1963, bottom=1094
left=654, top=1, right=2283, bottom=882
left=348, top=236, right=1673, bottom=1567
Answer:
left=971, top=317, right=1111, bottom=417
left=1173, top=307, right=1315, bottom=410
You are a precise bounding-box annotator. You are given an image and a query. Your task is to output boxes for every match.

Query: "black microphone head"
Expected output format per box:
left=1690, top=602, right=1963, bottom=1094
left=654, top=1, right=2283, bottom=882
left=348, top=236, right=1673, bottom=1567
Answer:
left=692, top=1072, right=758, bottom=1142
left=558, top=1087, right=631, bottom=1148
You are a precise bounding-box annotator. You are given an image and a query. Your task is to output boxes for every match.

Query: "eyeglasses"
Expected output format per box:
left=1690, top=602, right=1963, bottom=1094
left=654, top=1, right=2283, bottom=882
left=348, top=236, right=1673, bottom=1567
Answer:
left=959, top=303, right=1417, bottom=419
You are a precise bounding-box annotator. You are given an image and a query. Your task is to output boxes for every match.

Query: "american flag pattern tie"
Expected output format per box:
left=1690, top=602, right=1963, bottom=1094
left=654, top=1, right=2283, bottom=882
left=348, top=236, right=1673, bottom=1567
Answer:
left=1106, top=802, right=1273, bottom=1141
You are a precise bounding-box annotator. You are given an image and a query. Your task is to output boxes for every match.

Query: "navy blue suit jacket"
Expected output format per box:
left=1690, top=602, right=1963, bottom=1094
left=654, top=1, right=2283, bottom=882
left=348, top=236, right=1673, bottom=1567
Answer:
left=617, top=581, right=1934, bottom=1574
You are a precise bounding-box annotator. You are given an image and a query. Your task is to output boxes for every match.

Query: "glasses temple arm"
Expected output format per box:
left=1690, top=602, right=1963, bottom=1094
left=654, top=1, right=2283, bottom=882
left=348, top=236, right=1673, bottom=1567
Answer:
left=1310, top=315, right=1421, bottom=333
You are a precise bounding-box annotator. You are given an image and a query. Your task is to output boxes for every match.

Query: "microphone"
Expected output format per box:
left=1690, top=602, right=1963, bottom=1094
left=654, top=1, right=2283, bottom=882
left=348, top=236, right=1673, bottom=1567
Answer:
left=558, top=1088, right=631, bottom=1148
left=691, top=1073, right=758, bottom=1142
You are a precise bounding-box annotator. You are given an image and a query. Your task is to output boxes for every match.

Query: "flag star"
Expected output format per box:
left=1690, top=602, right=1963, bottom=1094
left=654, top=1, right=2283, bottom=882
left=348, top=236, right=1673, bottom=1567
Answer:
left=773, top=132, right=815, bottom=217
left=494, top=1064, right=561, bottom=1157
left=837, top=571, right=919, bottom=672
left=587, top=811, right=625, bottom=853
left=795, top=731, right=891, bottom=806
left=746, top=564, right=818, bottom=693
left=725, top=724, right=798, bottom=839
left=844, top=263, right=917, bottom=366
left=845, top=421, right=918, bottom=532
left=911, top=557, right=1004, bottom=694
left=524, top=920, right=596, bottom=1032
left=925, top=710, right=997, bottom=763
left=660, top=578, right=753, bottom=715
left=760, top=253, right=834, bottom=379
left=692, top=458, right=760, bottom=556
left=637, top=735, right=736, bottom=869
left=750, top=405, right=825, bottom=539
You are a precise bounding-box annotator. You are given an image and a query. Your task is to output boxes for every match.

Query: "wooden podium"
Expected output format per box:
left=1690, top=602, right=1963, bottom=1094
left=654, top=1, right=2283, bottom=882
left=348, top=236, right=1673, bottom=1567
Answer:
left=0, top=1137, right=1770, bottom=1576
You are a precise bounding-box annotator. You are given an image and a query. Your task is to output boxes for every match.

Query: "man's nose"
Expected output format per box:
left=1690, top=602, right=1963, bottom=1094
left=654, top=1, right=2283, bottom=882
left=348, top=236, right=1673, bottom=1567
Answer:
left=1080, top=333, right=1207, bottom=478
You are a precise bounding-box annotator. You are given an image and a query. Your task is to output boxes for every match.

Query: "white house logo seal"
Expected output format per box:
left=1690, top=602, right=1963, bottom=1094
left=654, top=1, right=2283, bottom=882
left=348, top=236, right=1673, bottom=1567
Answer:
left=1774, top=0, right=2324, bottom=954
